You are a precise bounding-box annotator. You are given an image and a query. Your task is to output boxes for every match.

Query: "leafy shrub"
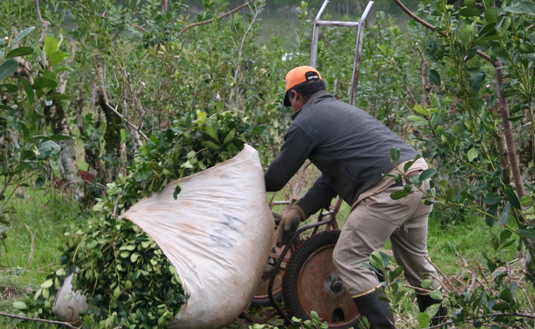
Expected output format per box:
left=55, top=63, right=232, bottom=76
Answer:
left=21, top=109, right=249, bottom=328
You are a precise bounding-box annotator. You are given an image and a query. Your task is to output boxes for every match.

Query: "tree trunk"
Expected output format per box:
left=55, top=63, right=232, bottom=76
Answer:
left=96, top=60, right=123, bottom=182
left=45, top=100, right=84, bottom=201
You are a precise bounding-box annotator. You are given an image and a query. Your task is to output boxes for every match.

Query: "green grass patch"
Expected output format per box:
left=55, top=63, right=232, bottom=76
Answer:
left=427, top=216, right=520, bottom=276
left=0, top=186, right=82, bottom=327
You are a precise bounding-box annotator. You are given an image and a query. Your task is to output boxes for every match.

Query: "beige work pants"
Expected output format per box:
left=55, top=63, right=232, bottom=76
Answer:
left=332, top=180, right=440, bottom=297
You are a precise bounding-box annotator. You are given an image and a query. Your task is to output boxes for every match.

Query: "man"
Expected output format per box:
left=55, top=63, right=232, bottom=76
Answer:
left=264, top=66, right=446, bottom=328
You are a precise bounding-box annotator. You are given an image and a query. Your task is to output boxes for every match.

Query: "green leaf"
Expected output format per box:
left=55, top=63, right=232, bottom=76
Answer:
left=0, top=59, right=19, bottom=81
left=464, top=0, right=476, bottom=6
left=503, top=185, right=520, bottom=209
left=467, top=148, right=478, bottom=162
left=38, top=140, right=61, bottom=159
left=13, top=301, right=28, bottom=310
left=430, top=290, right=443, bottom=300
left=12, top=26, right=35, bottom=45
left=6, top=46, right=34, bottom=58
left=479, top=22, right=497, bottom=38
left=49, top=51, right=68, bottom=67
left=413, top=104, right=429, bottom=116
left=203, top=140, right=221, bottom=151
left=390, top=189, right=410, bottom=200
left=467, top=69, right=486, bottom=93
left=519, top=42, right=535, bottom=54
left=0, top=84, right=18, bottom=93
left=485, top=8, right=498, bottom=23
left=484, top=0, right=494, bottom=8
left=390, top=147, right=400, bottom=162
left=417, top=312, right=431, bottom=328
left=41, top=279, right=54, bottom=288
left=459, top=23, right=477, bottom=48
left=425, top=303, right=441, bottom=317
left=35, top=175, right=46, bottom=187
left=460, top=7, right=481, bottom=17
left=195, top=110, right=207, bottom=125
left=404, top=159, right=416, bottom=172
left=497, top=202, right=511, bottom=225
left=21, top=77, right=34, bottom=103
left=483, top=193, right=501, bottom=205
left=429, top=69, right=441, bottom=86
left=222, top=128, right=236, bottom=145
left=113, top=285, right=121, bottom=298
left=520, top=196, right=534, bottom=207
left=504, top=2, right=535, bottom=16
left=34, top=76, right=58, bottom=90
left=369, top=251, right=387, bottom=270
left=419, top=168, right=437, bottom=181
left=498, top=285, right=514, bottom=302
left=205, top=119, right=219, bottom=142
left=44, top=36, right=59, bottom=59
left=407, top=115, right=427, bottom=123
left=130, top=253, right=140, bottom=262
left=173, top=185, right=181, bottom=199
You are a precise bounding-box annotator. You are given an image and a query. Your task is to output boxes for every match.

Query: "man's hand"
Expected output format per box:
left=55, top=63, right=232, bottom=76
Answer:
left=276, top=205, right=306, bottom=247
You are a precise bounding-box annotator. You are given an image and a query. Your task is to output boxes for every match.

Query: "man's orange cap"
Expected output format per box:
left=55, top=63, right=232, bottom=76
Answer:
left=284, top=66, right=322, bottom=106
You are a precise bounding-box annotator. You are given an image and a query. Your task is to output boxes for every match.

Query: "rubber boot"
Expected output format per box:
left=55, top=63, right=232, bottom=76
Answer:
left=353, top=289, right=396, bottom=329
left=416, top=293, right=447, bottom=326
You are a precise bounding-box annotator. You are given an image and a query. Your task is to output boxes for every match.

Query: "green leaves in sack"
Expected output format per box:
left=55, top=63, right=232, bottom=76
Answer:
left=124, top=109, right=246, bottom=202
left=66, top=216, right=186, bottom=328
left=205, top=118, right=219, bottom=142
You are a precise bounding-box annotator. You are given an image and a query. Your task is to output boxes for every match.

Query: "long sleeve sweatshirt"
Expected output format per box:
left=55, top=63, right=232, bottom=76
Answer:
left=264, top=90, right=418, bottom=216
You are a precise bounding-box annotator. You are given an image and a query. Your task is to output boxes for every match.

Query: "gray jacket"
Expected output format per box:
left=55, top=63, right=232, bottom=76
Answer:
left=264, top=90, right=418, bottom=216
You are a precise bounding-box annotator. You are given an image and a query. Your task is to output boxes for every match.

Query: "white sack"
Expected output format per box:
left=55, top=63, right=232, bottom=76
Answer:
left=52, top=273, right=88, bottom=323
left=122, top=144, right=273, bottom=329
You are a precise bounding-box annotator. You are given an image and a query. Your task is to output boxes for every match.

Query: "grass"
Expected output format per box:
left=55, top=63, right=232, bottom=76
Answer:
left=0, top=186, right=82, bottom=328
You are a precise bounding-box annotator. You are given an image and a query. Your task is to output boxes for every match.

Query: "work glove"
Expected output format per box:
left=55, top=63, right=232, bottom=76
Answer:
left=276, top=205, right=306, bottom=247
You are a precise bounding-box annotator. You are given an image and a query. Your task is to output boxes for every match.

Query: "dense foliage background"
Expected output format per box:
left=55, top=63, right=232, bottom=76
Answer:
left=1, top=0, right=534, bottom=328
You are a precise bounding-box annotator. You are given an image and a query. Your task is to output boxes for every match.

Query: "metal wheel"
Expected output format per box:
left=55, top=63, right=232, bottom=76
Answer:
left=282, top=230, right=359, bottom=329
left=251, top=251, right=284, bottom=307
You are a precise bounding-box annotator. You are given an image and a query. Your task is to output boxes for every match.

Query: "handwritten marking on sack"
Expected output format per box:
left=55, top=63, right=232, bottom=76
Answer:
left=209, top=213, right=245, bottom=248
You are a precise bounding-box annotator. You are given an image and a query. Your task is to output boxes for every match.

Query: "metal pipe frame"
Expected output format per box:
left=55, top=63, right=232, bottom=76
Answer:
left=309, top=1, right=374, bottom=105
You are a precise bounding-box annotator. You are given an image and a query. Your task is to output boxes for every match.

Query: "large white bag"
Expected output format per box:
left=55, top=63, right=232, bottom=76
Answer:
left=122, top=144, right=273, bottom=329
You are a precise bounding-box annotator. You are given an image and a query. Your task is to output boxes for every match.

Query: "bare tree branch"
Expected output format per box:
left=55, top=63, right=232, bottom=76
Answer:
left=416, top=46, right=431, bottom=106
left=35, top=0, right=50, bottom=69
left=232, top=1, right=261, bottom=109
left=104, top=101, right=148, bottom=141
left=178, top=1, right=253, bottom=36
left=0, top=312, right=80, bottom=329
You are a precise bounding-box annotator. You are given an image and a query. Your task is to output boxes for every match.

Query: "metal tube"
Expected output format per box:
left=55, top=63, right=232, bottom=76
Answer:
left=349, top=1, right=374, bottom=105
left=310, top=0, right=330, bottom=67
left=315, top=20, right=360, bottom=27
left=361, top=1, right=375, bottom=23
